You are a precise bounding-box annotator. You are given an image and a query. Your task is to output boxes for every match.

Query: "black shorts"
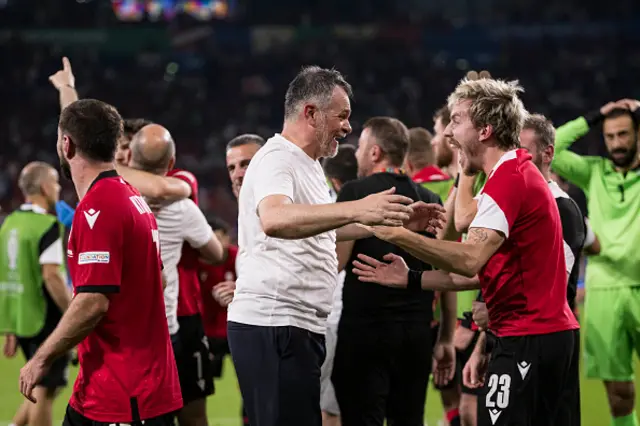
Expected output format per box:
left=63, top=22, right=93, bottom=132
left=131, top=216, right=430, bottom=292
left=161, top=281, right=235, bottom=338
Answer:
left=63, top=404, right=175, bottom=426
left=477, top=329, right=580, bottom=426
left=228, top=322, right=326, bottom=426
left=207, top=337, right=230, bottom=378
left=173, top=315, right=215, bottom=405
left=430, top=323, right=480, bottom=395
left=333, top=320, right=432, bottom=426
left=18, top=330, right=70, bottom=390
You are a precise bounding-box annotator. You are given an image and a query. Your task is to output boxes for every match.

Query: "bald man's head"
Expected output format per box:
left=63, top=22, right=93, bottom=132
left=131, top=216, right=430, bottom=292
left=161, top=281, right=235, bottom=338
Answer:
left=18, top=161, right=61, bottom=209
left=129, top=124, right=176, bottom=175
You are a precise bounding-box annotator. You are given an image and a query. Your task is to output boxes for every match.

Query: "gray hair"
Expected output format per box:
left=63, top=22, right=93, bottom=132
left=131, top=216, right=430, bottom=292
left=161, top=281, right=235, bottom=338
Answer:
left=284, top=66, right=353, bottom=120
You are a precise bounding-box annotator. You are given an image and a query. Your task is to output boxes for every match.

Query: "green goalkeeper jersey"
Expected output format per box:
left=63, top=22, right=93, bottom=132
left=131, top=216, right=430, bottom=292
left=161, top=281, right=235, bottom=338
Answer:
left=552, top=117, right=640, bottom=289
left=0, top=204, right=66, bottom=337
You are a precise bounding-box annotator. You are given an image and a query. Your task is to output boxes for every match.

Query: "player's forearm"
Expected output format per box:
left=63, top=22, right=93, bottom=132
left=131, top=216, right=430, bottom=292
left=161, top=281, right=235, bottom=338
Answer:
left=117, top=166, right=191, bottom=201
left=554, top=116, right=590, bottom=153
left=59, top=86, right=79, bottom=110
left=198, top=234, right=225, bottom=264
left=473, top=331, right=487, bottom=355
left=437, top=291, right=457, bottom=344
left=43, top=272, right=72, bottom=313
left=336, top=223, right=372, bottom=242
left=551, top=117, right=594, bottom=189
left=261, top=202, right=356, bottom=239
left=391, top=231, right=478, bottom=277
left=33, top=293, right=108, bottom=366
left=420, top=271, right=481, bottom=291
left=438, top=188, right=461, bottom=241
left=454, top=174, right=478, bottom=233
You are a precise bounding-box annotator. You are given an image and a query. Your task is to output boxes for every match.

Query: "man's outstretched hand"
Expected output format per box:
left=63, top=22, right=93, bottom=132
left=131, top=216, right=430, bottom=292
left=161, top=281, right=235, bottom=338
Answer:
left=353, top=187, right=414, bottom=227
left=352, top=253, right=409, bottom=288
left=49, top=57, right=75, bottom=90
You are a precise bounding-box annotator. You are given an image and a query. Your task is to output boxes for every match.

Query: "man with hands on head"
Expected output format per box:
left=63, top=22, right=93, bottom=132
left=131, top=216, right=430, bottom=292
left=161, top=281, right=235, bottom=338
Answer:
left=551, top=98, right=640, bottom=426
left=353, top=78, right=580, bottom=426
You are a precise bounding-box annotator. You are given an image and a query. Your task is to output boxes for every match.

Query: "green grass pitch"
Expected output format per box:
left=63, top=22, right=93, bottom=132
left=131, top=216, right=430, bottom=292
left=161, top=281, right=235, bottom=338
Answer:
left=0, top=334, right=638, bottom=426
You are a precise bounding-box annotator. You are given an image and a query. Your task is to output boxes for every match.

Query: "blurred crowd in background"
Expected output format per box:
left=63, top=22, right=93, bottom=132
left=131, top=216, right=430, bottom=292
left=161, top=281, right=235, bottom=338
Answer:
left=1, top=0, right=639, bottom=228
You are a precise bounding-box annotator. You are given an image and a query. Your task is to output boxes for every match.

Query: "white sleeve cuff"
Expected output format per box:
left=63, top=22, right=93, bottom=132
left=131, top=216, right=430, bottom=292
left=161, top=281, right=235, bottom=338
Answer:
left=469, top=193, right=510, bottom=238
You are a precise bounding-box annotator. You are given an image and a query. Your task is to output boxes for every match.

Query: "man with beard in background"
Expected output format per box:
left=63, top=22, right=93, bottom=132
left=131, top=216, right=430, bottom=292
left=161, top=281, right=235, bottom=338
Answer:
left=203, top=133, right=264, bottom=426
left=552, top=99, right=640, bottom=426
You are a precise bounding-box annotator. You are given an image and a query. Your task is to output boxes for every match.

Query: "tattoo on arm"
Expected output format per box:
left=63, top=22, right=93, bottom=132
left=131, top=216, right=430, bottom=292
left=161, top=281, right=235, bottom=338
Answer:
left=467, top=228, right=489, bottom=244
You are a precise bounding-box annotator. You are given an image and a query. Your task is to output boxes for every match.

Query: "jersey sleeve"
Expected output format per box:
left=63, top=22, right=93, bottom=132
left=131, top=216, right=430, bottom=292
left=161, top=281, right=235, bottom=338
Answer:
left=551, top=117, right=594, bottom=191
left=182, top=199, right=214, bottom=249
left=170, top=170, right=199, bottom=205
left=253, top=152, right=295, bottom=205
left=469, top=173, right=524, bottom=239
left=39, top=222, right=63, bottom=265
left=73, top=207, right=124, bottom=294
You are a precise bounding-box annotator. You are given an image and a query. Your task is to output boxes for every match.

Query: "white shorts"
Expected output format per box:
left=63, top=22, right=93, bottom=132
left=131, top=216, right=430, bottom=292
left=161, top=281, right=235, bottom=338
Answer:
left=320, top=322, right=340, bottom=415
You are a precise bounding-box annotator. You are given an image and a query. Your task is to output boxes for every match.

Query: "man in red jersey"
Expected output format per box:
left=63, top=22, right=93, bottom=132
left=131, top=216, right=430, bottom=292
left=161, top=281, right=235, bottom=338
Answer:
left=48, top=62, right=208, bottom=424
left=198, top=217, right=238, bottom=378
left=351, top=78, right=580, bottom=426
left=18, top=99, right=182, bottom=426
left=223, top=134, right=264, bottom=426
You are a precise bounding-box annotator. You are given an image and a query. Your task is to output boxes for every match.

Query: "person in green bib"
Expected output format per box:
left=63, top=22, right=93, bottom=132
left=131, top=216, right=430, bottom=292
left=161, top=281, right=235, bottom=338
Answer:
left=551, top=99, right=640, bottom=426
left=1, top=162, right=71, bottom=426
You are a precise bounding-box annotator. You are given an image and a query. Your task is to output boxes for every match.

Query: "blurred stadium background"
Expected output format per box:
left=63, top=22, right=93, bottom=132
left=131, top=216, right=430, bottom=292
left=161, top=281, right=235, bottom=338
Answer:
left=1, top=0, right=639, bottom=424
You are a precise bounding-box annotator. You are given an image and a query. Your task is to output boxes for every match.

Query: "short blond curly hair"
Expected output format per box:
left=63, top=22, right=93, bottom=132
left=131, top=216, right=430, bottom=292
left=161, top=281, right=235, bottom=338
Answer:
left=448, top=78, right=528, bottom=151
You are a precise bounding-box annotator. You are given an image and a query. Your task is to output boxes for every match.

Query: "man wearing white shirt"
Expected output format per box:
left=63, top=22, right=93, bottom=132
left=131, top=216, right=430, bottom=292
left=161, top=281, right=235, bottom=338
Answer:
left=129, top=124, right=224, bottom=426
left=227, top=66, right=417, bottom=426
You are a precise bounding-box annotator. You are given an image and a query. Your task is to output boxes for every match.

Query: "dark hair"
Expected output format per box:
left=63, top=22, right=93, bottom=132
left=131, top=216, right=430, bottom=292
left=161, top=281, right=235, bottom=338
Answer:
left=123, top=118, right=153, bottom=141
left=434, top=105, right=451, bottom=127
left=59, top=99, right=123, bottom=163
left=407, top=127, right=434, bottom=169
left=523, top=114, right=556, bottom=150
left=284, top=66, right=353, bottom=119
left=322, top=144, right=358, bottom=185
left=226, top=134, right=265, bottom=152
left=207, top=216, right=231, bottom=233
left=604, top=108, right=640, bottom=130
left=363, top=116, right=410, bottom=167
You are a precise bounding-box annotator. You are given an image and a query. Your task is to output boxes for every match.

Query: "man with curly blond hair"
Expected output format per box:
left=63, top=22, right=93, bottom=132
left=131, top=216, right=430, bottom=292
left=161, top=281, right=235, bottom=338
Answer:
left=351, top=78, right=580, bottom=426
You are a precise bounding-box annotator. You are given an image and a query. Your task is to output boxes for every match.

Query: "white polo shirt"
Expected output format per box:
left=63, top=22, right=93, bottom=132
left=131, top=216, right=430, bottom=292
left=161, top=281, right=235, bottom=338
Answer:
left=228, top=134, right=338, bottom=335
left=155, top=198, right=212, bottom=335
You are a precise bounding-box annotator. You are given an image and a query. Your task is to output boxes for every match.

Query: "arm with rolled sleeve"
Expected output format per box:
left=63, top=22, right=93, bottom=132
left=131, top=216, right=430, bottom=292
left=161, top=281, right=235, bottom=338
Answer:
left=182, top=199, right=223, bottom=263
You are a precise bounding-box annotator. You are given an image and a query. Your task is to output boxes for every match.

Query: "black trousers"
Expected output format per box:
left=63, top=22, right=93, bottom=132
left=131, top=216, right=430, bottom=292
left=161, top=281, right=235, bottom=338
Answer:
left=477, top=329, right=580, bottom=426
left=228, top=322, right=326, bottom=426
left=332, top=320, right=433, bottom=426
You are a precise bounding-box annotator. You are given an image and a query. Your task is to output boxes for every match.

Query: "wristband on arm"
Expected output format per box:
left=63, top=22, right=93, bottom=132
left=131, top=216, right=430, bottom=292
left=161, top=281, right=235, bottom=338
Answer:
left=407, top=269, right=423, bottom=292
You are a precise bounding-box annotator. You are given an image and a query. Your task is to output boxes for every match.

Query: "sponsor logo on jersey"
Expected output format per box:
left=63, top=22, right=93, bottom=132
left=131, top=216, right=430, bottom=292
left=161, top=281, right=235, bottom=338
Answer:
left=78, top=251, right=110, bottom=265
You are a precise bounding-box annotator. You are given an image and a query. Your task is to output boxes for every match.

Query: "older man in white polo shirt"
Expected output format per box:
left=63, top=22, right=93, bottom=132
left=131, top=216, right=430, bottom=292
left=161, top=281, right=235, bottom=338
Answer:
left=227, top=66, right=421, bottom=426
